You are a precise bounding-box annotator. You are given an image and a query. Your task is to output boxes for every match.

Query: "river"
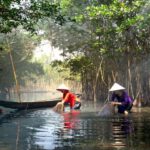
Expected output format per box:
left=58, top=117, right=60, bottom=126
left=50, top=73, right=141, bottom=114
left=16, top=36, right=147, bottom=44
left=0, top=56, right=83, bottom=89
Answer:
left=0, top=102, right=150, bottom=150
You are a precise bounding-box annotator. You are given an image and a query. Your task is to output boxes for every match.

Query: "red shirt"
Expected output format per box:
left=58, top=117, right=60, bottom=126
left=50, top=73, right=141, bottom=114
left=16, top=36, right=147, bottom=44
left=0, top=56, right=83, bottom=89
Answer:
left=63, top=92, right=76, bottom=109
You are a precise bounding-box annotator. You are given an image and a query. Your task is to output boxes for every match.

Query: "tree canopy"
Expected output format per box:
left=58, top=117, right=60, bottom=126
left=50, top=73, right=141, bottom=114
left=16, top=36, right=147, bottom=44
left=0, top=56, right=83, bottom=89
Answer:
left=1, top=0, right=150, bottom=102
left=0, top=0, right=68, bottom=33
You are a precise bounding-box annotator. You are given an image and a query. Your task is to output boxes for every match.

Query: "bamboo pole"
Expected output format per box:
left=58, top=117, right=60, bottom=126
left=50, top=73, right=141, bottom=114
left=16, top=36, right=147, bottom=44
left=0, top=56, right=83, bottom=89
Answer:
left=6, top=37, right=21, bottom=102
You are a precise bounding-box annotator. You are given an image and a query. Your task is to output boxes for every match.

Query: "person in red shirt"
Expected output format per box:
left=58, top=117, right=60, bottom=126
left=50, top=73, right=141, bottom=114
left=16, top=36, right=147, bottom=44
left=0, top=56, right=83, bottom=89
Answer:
left=55, top=84, right=81, bottom=112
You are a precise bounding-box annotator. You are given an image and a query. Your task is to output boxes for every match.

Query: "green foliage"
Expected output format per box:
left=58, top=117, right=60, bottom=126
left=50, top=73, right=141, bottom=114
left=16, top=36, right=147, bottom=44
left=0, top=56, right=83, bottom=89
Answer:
left=40, top=0, right=150, bottom=80
left=67, top=56, right=93, bottom=74
left=2, top=0, right=148, bottom=85
left=0, top=0, right=69, bottom=33
left=51, top=60, right=73, bottom=80
left=82, top=0, right=148, bottom=56
left=51, top=60, right=70, bottom=74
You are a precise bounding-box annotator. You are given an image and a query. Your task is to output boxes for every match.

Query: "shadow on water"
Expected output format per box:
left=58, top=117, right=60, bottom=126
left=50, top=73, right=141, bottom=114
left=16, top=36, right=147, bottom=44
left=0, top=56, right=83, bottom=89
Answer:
left=0, top=103, right=150, bottom=150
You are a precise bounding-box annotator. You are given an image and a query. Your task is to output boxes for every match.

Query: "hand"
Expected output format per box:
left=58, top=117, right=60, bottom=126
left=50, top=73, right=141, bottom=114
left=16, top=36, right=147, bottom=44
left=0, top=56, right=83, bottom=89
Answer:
left=111, top=102, right=121, bottom=105
left=111, top=102, right=116, bottom=105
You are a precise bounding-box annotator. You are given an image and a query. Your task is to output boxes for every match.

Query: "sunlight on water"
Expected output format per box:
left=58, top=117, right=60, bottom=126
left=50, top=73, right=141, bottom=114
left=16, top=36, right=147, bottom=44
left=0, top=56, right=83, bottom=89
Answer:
left=0, top=103, right=150, bottom=150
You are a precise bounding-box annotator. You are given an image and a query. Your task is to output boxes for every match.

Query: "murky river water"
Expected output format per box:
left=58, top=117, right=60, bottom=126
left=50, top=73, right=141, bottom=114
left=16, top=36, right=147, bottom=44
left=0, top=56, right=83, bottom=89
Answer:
left=0, top=103, right=150, bottom=150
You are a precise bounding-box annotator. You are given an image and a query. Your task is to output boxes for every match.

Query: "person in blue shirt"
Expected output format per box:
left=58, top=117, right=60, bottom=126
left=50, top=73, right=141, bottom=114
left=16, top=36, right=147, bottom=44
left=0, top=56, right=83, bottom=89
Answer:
left=109, top=83, right=133, bottom=115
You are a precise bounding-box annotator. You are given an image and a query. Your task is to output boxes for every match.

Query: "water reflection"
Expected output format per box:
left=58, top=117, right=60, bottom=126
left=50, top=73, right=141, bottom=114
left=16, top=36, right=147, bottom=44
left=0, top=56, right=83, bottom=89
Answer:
left=111, top=117, right=134, bottom=148
left=0, top=106, right=150, bottom=150
left=63, top=110, right=80, bottom=129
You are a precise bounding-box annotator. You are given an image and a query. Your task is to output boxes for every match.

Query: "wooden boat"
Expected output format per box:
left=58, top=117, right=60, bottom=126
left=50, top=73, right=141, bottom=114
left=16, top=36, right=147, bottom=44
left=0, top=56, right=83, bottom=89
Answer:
left=0, top=99, right=61, bottom=110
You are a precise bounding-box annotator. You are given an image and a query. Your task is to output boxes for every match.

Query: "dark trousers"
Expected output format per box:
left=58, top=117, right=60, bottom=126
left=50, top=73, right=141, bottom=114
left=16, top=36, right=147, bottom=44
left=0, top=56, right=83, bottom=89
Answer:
left=118, top=103, right=133, bottom=113
left=73, top=102, right=81, bottom=110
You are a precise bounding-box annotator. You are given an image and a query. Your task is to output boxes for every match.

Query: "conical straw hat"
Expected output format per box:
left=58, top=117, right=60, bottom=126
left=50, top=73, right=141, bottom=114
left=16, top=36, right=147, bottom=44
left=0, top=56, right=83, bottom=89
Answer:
left=109, top=83, right=125, bottom=92
left=56, top=84, right=69, bottom=91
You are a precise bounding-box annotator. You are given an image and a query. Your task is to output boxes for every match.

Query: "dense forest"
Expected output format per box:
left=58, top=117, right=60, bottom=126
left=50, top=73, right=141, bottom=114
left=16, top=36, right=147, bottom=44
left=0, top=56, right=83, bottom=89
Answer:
left=0, top=0, right=150, bottom=104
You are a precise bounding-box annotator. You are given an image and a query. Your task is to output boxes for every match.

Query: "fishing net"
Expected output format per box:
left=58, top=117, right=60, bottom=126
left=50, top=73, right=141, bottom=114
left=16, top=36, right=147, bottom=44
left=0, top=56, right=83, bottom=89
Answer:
left=53, top=102, right=64, bottom=113
left=98, top=103, right=115, bottom=117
